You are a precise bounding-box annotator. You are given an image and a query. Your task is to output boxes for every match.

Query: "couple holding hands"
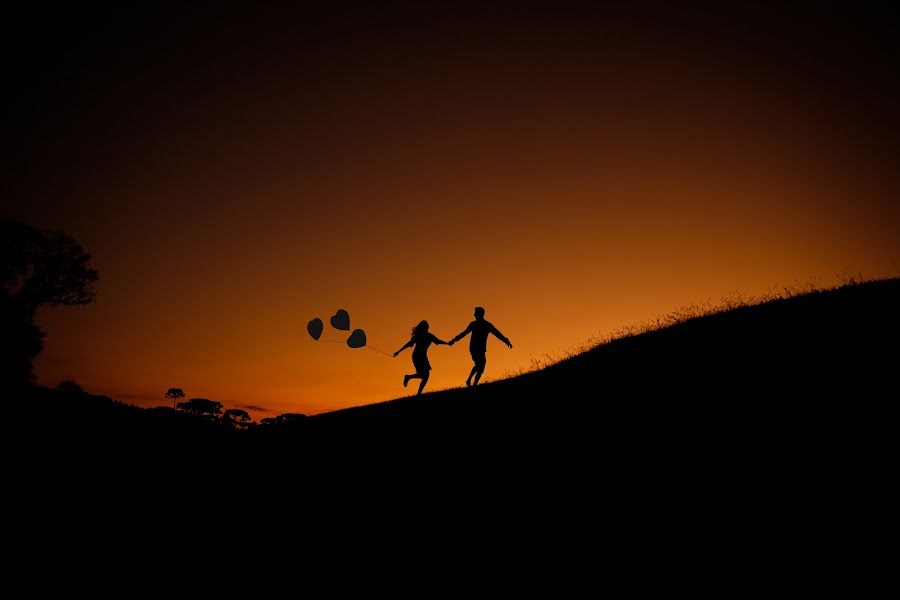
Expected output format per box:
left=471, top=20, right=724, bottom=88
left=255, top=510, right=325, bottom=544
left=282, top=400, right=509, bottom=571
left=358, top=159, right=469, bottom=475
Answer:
left=393, top=306, right=512, bottom=395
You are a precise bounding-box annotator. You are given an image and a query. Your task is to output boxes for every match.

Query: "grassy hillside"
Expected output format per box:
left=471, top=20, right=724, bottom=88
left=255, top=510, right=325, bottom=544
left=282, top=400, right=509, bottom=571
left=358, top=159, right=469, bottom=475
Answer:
left=303, top=277, right=898, bottom=447
left=13, top=277, right=898, bottom=481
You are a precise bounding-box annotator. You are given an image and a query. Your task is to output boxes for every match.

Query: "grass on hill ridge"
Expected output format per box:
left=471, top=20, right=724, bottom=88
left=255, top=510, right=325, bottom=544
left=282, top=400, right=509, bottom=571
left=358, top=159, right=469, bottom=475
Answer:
left=499, top=271, right=887, bottom=381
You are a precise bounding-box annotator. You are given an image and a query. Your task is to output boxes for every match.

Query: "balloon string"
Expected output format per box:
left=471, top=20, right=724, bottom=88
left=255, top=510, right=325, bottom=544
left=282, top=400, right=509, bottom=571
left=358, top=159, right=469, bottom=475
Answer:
left=318, top=339, right=393, bottom=357
left=366, top=346, right=394, bottom=357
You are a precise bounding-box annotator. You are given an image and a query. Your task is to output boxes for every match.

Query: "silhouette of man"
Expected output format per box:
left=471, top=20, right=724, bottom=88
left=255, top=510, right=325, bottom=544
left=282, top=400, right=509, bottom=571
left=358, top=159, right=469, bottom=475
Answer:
left=449, top=306, right=512, bottom=387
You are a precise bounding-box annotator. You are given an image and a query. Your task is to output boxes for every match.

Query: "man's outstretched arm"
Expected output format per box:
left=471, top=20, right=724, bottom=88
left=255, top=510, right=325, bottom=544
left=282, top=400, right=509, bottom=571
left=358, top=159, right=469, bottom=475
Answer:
left=449, top=323, right=473, bottom=346
left=490, top=325, right=512, bottom=349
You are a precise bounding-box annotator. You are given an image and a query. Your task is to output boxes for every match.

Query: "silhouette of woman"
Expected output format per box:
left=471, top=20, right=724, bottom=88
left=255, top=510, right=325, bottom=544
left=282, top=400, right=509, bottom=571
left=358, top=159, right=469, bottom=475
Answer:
left=393, top=320, right=449, bottom=396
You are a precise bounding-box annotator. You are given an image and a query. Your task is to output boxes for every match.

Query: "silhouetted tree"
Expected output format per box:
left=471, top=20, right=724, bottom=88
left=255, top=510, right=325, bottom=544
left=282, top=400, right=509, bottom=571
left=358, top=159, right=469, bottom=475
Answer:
left=165, top=387, right=185, bottom=408
left=1, top=219, right=99, bottom=387
left=175, top=398, right=223, bottom=420
left=223, top=408, right=253, bottom=428
left=56, top=379, right=86, bottom=395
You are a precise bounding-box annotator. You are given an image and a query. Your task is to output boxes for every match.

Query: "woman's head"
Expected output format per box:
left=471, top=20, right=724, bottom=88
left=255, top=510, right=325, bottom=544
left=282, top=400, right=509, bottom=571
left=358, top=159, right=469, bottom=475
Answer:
left=412, top=320, right=429, bottom=337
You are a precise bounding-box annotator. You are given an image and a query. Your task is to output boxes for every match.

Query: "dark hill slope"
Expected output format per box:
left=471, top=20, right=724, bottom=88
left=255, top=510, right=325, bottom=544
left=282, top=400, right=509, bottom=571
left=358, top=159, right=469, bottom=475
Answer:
left=11, top=278, right=896, bottom=570
left=9, top=277, right=896, bottom=538
left=297, top=277, right=898, bottom=459
left=11, top=278, right=897, bottom=478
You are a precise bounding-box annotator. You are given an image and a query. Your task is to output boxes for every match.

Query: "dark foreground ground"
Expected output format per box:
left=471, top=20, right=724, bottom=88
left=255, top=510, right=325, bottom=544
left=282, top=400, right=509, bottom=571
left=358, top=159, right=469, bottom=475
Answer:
left=8, top=278, right=897, bottom=536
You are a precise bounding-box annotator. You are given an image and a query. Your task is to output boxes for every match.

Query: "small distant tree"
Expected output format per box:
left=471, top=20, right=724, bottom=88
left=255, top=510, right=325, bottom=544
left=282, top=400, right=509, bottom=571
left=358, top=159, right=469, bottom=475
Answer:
left=56, top=379, right=86, bottom=395
left=223, top=408, right=253, bottom=428
left=260, top=413, right=308, bottom=426
left=175, top=398, right=223, bottom=420
left=165, top=387, right=185, bottom=408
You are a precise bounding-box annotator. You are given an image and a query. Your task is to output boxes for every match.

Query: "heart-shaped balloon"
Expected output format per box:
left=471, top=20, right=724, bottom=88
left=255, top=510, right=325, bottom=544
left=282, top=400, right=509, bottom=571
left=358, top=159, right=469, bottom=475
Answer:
left=346, top=328, right=366, bottom=349
left=307, top=317, right=323, bottom=341
left=330, top=309, right=350, bottom=331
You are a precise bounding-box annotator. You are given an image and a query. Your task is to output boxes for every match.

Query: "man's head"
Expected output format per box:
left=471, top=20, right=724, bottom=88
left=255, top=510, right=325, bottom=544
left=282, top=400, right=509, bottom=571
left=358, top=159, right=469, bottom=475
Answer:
left=474, top=306, right=485, bottom=319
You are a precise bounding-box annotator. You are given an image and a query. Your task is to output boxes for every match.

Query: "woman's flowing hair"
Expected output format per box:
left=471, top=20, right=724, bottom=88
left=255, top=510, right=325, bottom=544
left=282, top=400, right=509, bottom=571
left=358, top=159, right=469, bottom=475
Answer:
left=411, top=320, right=429, bottom=338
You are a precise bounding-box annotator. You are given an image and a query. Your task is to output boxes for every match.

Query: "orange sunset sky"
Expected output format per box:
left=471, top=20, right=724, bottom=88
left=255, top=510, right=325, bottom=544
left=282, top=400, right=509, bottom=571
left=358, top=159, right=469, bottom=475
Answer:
left=4, top=3, right=899, bottom=417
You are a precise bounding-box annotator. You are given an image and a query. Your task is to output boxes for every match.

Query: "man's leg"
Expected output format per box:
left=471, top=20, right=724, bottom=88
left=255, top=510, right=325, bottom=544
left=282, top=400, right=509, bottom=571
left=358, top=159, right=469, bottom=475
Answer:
left=472, top=353, right=487, bottom=386
left=467, top=352, right=480, bottom=386
left=473, top=364, right=485, bottom=385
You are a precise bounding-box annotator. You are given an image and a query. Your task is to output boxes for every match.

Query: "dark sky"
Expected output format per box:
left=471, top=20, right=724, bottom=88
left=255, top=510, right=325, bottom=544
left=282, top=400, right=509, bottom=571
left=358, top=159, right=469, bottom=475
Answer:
left=4, top=2, right=899, bottom=415
left=7, top=2, right=900, bottom=187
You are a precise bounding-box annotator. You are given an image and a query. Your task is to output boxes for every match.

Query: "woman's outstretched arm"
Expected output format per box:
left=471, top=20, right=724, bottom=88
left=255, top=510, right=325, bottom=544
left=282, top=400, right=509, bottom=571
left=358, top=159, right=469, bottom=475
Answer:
left=393, top=339, right=414, bottom=357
